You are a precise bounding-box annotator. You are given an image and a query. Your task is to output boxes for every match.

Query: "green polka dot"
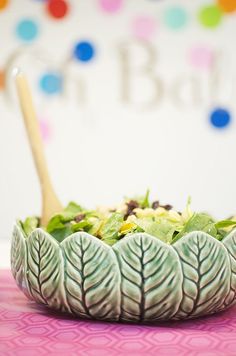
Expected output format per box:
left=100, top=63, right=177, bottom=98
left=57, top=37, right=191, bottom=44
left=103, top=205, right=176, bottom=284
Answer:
left=164, top=6, right=188, bottom=30
left=198, top=5, right=223, bottom=28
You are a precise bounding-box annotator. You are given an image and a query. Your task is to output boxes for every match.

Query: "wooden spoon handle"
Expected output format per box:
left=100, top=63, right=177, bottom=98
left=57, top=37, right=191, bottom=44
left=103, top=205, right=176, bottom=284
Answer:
left=15, top=70, right=63, bottom=226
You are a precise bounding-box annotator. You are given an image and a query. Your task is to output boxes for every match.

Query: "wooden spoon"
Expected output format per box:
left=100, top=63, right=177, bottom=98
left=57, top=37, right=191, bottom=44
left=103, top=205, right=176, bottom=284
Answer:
left=14, top=69, right=63, bottom=226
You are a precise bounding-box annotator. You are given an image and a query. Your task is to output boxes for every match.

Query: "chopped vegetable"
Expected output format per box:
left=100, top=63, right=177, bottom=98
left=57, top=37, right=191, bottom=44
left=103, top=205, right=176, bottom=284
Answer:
left=20, top=192, right=236, bottom=246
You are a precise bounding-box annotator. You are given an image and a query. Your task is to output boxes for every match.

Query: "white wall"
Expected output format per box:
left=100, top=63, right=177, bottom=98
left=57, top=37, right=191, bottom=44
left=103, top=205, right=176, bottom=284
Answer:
left=1, top=0, right=236, bottom=267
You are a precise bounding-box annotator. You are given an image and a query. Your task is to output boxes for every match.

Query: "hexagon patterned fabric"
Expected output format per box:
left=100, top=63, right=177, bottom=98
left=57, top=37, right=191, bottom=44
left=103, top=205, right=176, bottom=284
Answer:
left=1, top=270, right=236, bottom=356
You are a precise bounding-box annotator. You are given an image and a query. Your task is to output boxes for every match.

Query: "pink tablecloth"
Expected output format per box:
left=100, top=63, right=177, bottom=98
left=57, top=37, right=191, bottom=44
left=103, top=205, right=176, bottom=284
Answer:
left=1, top=270, right=236, bottom=356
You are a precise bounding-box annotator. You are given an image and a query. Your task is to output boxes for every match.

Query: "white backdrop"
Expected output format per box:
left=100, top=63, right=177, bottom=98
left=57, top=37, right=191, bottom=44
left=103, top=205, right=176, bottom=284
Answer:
left=1, top=0, right=236, bottom=267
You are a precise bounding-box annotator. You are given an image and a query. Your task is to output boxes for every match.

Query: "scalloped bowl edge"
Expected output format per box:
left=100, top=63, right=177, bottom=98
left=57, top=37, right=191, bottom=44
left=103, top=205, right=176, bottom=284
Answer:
left=10, top=222, right=236, bottom=323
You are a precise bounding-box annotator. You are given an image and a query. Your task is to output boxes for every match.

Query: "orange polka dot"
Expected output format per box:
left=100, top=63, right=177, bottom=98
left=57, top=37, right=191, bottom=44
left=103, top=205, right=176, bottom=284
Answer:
left=0, top=0, right=9, bottom=11
left=218, top=0, right=236, bottom=13
left=0, top=70, right=5, bottom=90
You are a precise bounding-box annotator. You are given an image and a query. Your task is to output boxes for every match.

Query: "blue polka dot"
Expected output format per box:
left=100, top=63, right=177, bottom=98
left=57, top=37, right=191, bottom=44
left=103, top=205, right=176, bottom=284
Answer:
left=39, top=73, right=62, bottom=95
left=16, top=19, right=39, bottom=42
left=209, top=108, right=231, bottom=129
left=73, top=41, right=95, bottom=62
left=164, top=6, right=188, bottom=30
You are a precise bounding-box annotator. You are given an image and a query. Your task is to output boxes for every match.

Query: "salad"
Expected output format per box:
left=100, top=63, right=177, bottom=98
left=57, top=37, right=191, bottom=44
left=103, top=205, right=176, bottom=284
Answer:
left=20, top=191, right=236, bottom=245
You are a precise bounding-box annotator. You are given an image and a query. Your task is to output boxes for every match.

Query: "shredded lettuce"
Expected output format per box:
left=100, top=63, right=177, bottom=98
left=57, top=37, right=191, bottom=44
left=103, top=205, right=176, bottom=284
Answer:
left=20, top=193, right=236, bottom=246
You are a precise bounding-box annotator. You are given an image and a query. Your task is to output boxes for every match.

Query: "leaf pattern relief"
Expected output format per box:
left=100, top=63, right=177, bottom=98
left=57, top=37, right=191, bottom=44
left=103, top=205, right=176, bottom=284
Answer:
left=113, top=233, right=183, bottom=322
left=223, top=229, right=236, bottom=307
left=26, top=229, right=65, bottom=310
left=10, top=223, right=30, bottom=297
left=174, top=231, right=231, bottom=319
left=61, top=232, right=120, bottom=321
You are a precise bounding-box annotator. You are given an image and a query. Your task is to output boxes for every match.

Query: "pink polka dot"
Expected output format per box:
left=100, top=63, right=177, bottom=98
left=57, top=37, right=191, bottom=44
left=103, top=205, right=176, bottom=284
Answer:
left=98, top=0, right=123, bottom=13
left=39, top=118, right=52, bottom=143
left=188, top=45, right=214, bottom=69
left=132, top=16, right=157, bottom=40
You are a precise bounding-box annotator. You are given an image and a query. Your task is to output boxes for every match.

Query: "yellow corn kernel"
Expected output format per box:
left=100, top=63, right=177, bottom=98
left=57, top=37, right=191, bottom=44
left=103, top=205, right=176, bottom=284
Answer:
left=120, top=222, right=136, bottom=234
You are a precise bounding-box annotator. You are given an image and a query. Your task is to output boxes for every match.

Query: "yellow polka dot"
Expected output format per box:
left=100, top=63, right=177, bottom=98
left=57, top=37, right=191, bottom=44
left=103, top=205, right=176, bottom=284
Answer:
left=0, top=0, right=9, bottom=11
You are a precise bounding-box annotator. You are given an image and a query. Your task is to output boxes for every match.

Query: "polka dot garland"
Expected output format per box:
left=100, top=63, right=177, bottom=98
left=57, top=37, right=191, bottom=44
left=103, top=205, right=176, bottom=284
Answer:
left=217, top=0, right=236, bottom=13
left=164, top=6, right=188, bottom=30
left=132, top=16, right=156, bottom=40
left=6, top=0, right=235, bottom=135
left=46, top=0, right=69, bottom=19
left=39, top=73, right=62, bottom=95
left=39, top=118, right=52, bottom=143
left=189, top=45, right=214, bottom=70
left=0, top=0, right=8, bottom=11
left=98, top=0, right=123, bottom=13
left=198, top=5, right=223, bottom=28
left=16, top=19, right=39, bottom=42
left=0, top=69, right=5, bottom=90
left=210, top=108, right=231, bottom=129
left=73, top=41, right=95, bottom=62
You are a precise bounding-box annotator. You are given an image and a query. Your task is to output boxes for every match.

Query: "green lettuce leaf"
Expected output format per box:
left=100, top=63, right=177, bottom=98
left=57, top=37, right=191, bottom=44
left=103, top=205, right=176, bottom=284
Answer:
left=136, top=189, right=150, bottom=208
left=46, top=214, right=72, bottom=233
left=50, top=226, right=73, bottom=242
left=100, top=212, right=124, bottom=244
left=215, top=220, right=236, bottom=229
left=64, top=201, right=83, bottom=214
left=216, top=229, right=228, bottom=240
left=46, top=212, right=75, bottom=242
left=71, top=220, right=92, bottom=232
left=172, top=213, right=217, bottom=243
left=46, top=202, right=83, bottom=234
left=134, top=218, right=176, bottom=243
left=87, top=218, right=103, bottom=236
left=141, top=189, right=150, bottom=208
left=22, top=216, right=39, bottom=236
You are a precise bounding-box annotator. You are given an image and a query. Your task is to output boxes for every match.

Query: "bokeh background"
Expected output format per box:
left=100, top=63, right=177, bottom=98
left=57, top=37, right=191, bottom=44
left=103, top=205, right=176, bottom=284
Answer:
left=1, top=0, right=236, bottom=266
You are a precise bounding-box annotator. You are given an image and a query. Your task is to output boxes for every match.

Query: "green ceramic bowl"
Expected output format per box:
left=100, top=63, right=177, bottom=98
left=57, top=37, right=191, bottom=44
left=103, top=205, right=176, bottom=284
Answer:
left=11, top=222, right=236, bottom=322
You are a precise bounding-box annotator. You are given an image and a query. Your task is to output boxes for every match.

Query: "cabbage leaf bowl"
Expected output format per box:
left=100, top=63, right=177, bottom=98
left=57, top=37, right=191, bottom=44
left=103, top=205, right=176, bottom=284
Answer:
left=11, top=222, right=236, bottom=323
